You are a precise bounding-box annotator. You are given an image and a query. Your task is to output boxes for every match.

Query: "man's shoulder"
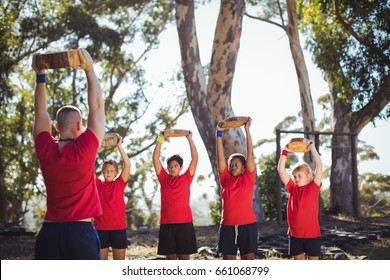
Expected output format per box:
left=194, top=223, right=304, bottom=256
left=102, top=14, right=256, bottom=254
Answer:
left=78, top=128, right=99, bottom=146
left=35, top=130, right=52, bottom=141
left=35, top=131, right=54, bottom=148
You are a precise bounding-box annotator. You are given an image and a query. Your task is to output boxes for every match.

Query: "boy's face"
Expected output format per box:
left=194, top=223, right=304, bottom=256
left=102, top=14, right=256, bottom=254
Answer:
left=292, top=171, right=310, bottom=187
left=229, top=157, right=245, bottom=177
left=167, top=160, right=183, bottom=178
left=102, top=164, right=117, bottom=182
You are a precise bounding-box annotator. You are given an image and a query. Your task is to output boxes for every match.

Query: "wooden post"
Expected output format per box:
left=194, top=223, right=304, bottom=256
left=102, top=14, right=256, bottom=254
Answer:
left=314, top=133, right=322, bottom=223
left=276, top=129, right=282, bottom=225
left=351, top=134, right=360, bottom=218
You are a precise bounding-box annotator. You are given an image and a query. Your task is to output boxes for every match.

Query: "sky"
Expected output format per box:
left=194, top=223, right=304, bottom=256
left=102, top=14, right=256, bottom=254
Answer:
left=131, top=1, right=389, bottom=225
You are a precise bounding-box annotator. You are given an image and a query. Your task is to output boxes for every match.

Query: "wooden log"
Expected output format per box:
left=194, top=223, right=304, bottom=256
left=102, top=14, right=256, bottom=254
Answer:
left=36, top=50, right=80, bottom=70
left=101, top=133, right=119, bottom=147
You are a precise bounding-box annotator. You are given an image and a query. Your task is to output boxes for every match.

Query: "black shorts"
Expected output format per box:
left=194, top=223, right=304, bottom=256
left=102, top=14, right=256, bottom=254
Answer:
left=218, top=223, right=258, bottom=255
left=288, top=236, right=321, bottom=257
left=97, top=229, right=128, bottom=249
left=157, top=222, right=197, bottom=255
left=35, top=221, right=100, bottom=260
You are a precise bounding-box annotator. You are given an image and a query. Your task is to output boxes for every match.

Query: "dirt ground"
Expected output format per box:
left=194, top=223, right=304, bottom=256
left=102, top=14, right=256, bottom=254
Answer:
left=0, top=215, right=389, bottom=260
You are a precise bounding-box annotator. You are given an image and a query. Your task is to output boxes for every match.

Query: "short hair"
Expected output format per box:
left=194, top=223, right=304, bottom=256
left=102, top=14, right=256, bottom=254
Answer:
left=56, top=105, right=81, bottom=131
left=228, top=153, right=246, bottom=167
left=102, top=160, right=119, bottom=173
left=166, top=154, right=183, bottom=167
left=291, top=162, right=313, bottom=179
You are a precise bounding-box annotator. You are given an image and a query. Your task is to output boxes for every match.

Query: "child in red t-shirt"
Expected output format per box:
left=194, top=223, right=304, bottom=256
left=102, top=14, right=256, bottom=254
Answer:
left=216, top=117, right=258, bottom=260
left=277, top=138, right=323, bottom=260
left=94, top=134, right=130, bottom=260
left=152, top=131, right=198, bottom=260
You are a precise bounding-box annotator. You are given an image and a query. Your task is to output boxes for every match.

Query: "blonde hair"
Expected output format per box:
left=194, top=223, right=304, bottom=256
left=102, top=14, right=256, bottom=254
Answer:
left=291, top=162, right=313, bottom=180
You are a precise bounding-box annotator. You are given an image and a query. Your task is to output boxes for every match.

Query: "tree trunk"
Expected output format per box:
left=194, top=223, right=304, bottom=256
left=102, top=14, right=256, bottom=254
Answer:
left=175, top=0, right=265, bottom=222
left=285, top=0, right=316, bottom=165
left=328, top=78, right=356, bottom=215
left=328, top=74, right=390, bottom=216
left=286, top=0, right=315, bottom=133
left=175, top=0, right=215, bottom=173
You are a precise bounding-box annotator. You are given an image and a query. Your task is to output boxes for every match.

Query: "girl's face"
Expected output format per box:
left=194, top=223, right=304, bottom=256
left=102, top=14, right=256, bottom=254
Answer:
left=229, top=157, right=245, bottom=177
left=292, top=171, right=311, bottom=187
left=102, top=164, right=118, bottom=182
left=167, top=160, right=182, bottom=178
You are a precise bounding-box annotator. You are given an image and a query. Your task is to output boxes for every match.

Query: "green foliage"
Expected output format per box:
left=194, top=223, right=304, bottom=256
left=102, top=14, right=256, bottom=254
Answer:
left=209, top=198, right=221, bottom=226
left=275, top=115, right=299, bottom=131
left=358, top=141, right=380, bottom=162
left=301, top=0, right=390, bottom=120
left=359, top=172, right=390, bottom=217
left=0, top=70, right=40, bottom=225
left=209, top=181, right=222, bottom=225
left=320, top=187, right=331, bottom=215
left=258, top=153, right=289, bottom=221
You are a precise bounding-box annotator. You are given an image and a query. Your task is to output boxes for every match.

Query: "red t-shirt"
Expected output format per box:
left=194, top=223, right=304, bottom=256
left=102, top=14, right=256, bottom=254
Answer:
left=158, top=168, right=194, bottom=224
left=34, top=129, right=102, bottom=222
left=285, top=178, right=321, bottom=238
left=219, top=167, right=257, bottom=226
left=94, top=176, right=127, bottom=230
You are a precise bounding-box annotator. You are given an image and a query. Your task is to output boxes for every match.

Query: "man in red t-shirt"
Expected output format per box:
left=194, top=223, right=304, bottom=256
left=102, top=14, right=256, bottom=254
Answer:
left=94, top=134, right=130, bottom=260
left=277, top=138, right=323, bottom=260
left=32, top=49, right=105, bottom=260
left=216, top=117, right=258, bottom=260
left=152, top=131, right=198, bottom=260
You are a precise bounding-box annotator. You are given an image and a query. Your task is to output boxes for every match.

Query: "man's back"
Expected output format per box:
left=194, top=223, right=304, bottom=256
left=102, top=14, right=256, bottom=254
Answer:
left=35, top=129, right=102, bottom=222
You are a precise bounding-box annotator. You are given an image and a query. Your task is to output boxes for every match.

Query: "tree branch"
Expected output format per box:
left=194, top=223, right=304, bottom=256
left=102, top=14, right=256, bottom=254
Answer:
left=244, top=12, right=285, bottom=30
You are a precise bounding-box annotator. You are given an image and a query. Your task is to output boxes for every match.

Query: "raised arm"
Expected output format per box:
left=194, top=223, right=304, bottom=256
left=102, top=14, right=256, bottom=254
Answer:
left=277, top=146, right=291, bottom=186
left=216, top=123, right=227, bottom=174
left=186, top=131, right=198, bottom=176
left=32, top=54, right=52, bottom=139
left=309, top=141, right=323, bottom=186
left=152, top=135, right=166, bottom=176
left=77, top=49, right=105, bottom=143
left=116, top=134, right=130, bottom=183
left=244, top=117, right=255, bottom=173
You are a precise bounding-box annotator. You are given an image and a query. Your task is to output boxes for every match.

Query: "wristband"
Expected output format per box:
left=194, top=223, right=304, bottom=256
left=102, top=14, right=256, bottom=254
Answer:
left=36, top=74, right=46, bottom=83
left=156, top=135, right=165, bottom=143
left=281, top=150, right=288, bottom=157
left=216, top=130, right=223, bottom=137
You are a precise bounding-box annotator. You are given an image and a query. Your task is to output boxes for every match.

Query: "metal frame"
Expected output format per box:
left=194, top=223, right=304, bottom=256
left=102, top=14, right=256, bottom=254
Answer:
left=275, top=129, right=359, bottom=224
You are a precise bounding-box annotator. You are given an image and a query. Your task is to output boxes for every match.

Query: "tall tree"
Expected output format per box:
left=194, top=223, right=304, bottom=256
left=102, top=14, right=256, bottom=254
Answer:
left=246, top=0, right=316, bottom=149
left=175, top=0, right=265, bottom=222
left=302, top=0, right=390, bottom=216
